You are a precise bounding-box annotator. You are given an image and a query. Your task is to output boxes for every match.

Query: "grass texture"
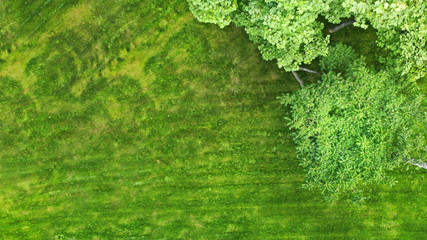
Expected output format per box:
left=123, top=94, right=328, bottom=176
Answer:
left=0, top=0, right=426, bottom=239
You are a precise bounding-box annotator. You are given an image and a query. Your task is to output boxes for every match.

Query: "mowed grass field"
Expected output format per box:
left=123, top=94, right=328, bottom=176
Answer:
left=0, top=0, right=426, bottom=239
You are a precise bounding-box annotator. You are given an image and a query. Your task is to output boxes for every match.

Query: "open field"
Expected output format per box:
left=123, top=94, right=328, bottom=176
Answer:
left=0, top=0, right=426, bottom=239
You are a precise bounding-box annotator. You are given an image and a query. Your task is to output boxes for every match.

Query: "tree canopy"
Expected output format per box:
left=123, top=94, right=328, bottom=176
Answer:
left=342, top=0, right=426, bottom=80
left=189, top=0, right=335, bottom=71
left=187, top=0, right=238, bottom=28
left=232, top=0, right=330, bottom=71
left=280, top=44, right=426, bottom=201
left=187, top=0, right=426, bottom=79
left=187, top=1, right=426, bottom=201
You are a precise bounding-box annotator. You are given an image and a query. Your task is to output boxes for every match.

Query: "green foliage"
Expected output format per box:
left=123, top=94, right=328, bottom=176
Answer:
left=233, top=0, right=330, bottom=71
left=281, top=45, right=426, bottom=201
left=342, top=0, right=427, bottom=80
left=320, top=0, right=350, bottom=23
left=0, top=0, right=426, bottom=238
left=187, top=0, right=238, bottom=28
left=187, top=0, right=426, bottom=80
left=319, top=43, right=357, bottom=72
left=186, top=0, right=339, bottom=71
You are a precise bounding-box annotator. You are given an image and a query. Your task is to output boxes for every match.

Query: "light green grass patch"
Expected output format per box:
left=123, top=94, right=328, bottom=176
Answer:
left=0, top=0, right=425, bottom=239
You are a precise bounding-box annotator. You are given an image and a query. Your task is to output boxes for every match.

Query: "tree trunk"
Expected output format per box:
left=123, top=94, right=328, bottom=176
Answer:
left=329, top=21, right=356, bottom=33
left=407, top=158, right=427, bottom=169
left=299, top=67, right=322, bottom=75
left=292, top=71, right=304, bottom=88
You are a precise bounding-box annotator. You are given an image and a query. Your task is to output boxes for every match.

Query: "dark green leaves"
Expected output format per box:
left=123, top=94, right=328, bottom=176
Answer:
left=281, top=45, right=426, bottom=201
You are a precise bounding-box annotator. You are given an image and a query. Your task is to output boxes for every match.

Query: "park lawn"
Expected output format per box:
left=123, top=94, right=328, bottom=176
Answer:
left=0, top=0, right=426, bottom=239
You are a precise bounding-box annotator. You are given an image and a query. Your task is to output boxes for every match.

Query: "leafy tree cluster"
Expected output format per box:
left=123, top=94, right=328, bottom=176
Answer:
left=343, top=0, right=426, bottom=81
left=187, top=0, right=426, bottom=80
left=188, top=1, right=426, bottom=201
left=280, top=44, right=426, bottom=201
left=187, top=0, right=238, bottom=28
left=232, top=0, right=330, bottom=71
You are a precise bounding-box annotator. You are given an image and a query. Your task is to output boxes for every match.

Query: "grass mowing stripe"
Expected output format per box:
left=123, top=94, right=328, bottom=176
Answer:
left=0, top=0, right=425, bottom=239
left=19, top=0, right=55, bottom=28
left=29, top=0, right=72, bottom=36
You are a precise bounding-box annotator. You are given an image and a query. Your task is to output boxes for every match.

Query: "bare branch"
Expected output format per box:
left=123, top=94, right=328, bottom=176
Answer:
left=292, top=71, right=304, bottom=88
left=406, top=158, right=427, bottom=169
left=299, top=67, right=321, bottom=75
left=394, top=152, right=427, bottom=170
left=329, top=21, right=356, bottom=33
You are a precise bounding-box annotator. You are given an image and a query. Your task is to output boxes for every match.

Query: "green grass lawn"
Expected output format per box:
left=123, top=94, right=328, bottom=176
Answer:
left=0, top=0, right=426, bottom=239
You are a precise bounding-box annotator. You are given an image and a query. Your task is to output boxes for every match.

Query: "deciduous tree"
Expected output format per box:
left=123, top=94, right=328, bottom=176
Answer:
left=188, top=0, right=426, bottom=81
left=337, top=0, right=426, bottom=80
left=188, top=0, right=336, bottom=73
left=187, top=0, right=238, bottom=28
left=280, top=44, right=426, bottom=201
left=233, top=0, right=330, bottom=72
